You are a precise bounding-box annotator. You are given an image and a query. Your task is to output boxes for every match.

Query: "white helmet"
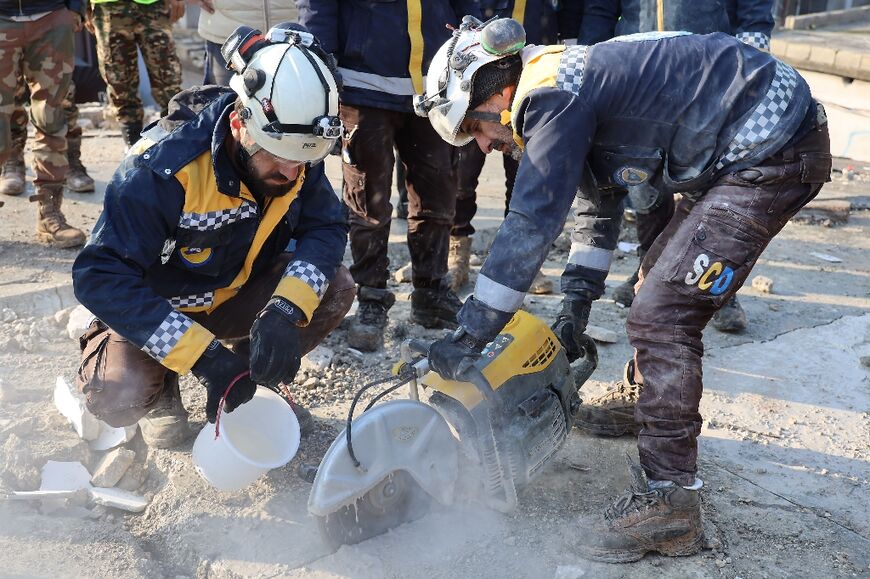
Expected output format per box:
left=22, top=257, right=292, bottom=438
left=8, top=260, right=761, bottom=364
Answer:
left=414, top=17, right=525, bottom=146
left=222, top=24, right=342, bottom=162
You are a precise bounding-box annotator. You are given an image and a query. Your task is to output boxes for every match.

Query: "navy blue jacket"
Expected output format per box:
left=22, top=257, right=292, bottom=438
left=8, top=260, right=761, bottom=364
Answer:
left=458, top=33, right=811, bottom=340
left=458, top=0, right=584, bottom=44
left=580, top=0, right=774, bottom=49
left=72, top=87, right=348, bottom=374
left=296, top=0, right=465, bottom=113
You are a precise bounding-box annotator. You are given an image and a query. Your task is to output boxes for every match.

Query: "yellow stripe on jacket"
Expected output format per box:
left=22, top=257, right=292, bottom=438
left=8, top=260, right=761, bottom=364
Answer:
left=407, top=0, right=425, bottom=95
left=510, top=45, right=566, bottom=148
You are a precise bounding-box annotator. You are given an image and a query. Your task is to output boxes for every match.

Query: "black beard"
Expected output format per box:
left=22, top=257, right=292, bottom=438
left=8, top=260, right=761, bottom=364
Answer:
left=239, top=149, right=295, bottom=198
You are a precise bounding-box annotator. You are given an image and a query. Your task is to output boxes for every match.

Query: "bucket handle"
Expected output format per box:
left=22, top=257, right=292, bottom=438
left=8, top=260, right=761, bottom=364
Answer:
left=213, top=372, right=299, bottom=440
left=214, top=370, right=253, bottom=440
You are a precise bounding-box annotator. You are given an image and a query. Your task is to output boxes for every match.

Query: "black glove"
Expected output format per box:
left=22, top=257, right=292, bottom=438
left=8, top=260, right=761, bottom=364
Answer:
left=191, top=340, right=257, bottom=423
left=428, top=327, right=489, bottom=381
left=249, top=296, right=303, bottom=388
left=551, top=299, right=592, bottom=363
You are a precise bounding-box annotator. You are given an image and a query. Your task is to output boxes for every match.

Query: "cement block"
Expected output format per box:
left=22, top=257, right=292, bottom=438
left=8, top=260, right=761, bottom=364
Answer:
left=785, top=42, right=812, bottom=63
left=90, top=448, right=135, bottom=488
left=835, top=51, right=863, bottom=76
left=810, top=45, right=837, bottom=68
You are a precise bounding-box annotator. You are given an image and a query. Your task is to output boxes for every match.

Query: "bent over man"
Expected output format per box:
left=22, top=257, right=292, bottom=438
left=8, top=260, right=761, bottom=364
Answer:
left=72, top=25, right=355, bottom=448
left=416, top=18, right=831, bottom=562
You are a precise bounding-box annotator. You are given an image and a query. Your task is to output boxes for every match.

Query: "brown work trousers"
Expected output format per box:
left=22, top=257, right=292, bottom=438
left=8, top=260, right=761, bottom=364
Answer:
left=628, top=122, right=832, bottom=485
left=76, top=255, right=356, bottom=427
left=340, top=104, right=457, bottom=289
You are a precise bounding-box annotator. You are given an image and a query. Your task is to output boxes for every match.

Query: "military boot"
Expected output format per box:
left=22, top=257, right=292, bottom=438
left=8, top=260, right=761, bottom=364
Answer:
left=411, top=283, right=461, bottom=330
left=446, top=235, right=472, bottom=292
left=0, top=157, right=26, bottom=197
left=65, top=137, right=95, bottom=193
left=121, top=120, right=144, bottom=150
left=32, top=185, right=86, bottom=248
left=529, top=270, right=554, bottom=294
left=711, top=295, right=748, bottom=333
left=574, top=359, right=642, bottom=437
left=576, top=458, right=703, bottom=563
left=138, top=372, right=191, bottom=449
left=347, top=287, right=396, bottom=352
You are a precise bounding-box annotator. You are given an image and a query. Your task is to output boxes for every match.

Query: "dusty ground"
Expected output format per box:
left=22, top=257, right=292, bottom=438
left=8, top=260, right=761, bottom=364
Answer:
left=0, top=108, right=869, bottom=578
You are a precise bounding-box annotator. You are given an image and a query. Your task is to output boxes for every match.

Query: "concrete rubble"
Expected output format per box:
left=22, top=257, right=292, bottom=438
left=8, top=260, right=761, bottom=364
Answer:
left=90, top=449, right=136, bottom=488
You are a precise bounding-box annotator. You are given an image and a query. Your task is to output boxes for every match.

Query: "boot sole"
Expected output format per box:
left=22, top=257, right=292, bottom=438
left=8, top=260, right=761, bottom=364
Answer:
left=66, top=184, right=96, bottom=193
left=410, top=312, right=458, bottom=330
left=578, top=532, right=704, bottom=563
left=1, top=189, right=24, bottom=197
left=36, top=232, right=86, bottom=249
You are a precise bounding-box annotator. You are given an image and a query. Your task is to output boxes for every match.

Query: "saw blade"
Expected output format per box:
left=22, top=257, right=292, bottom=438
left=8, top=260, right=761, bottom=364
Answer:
left=317, top=470, right=430, bottom=550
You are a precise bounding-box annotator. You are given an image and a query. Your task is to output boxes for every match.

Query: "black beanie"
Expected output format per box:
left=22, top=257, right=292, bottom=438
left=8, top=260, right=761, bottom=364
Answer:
left=469, top=55, right=522, bottom=110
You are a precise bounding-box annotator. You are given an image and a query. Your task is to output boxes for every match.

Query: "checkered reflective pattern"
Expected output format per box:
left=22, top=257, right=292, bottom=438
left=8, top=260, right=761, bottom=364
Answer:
left=284, top=260, right=328, bottom=299
left=178, top=202, right=258, bottom=231
left=556, top=45, right=589, bottom=96
left=736, top=32, right=770, bottom=52
left=169, top=292, right=214, bottom=310
left=142, top=311, right=193, bottom=362
left=715, top=61, right=798, bottom=171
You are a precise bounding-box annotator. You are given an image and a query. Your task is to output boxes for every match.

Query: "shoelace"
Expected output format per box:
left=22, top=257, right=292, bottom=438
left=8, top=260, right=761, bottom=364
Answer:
left=357, top=302, right=388, bottom=325
left=604, top=487, right=661, bottom=521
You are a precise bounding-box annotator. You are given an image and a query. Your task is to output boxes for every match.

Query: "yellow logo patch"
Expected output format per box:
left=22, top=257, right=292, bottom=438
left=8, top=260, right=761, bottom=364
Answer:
left=179, top=247, right=213, bottom=267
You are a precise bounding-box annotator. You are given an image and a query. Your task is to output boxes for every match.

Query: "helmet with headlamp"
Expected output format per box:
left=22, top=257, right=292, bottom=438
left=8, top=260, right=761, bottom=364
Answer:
left=221, top=22, right=343, bottom=162
left=413, top=17, right=526, bottom=146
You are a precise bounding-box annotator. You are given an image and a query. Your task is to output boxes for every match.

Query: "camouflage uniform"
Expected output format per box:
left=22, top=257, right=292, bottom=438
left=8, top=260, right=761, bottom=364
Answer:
left=5, top=75, right=95, bottom=194
left=91, top=0, right=182, bottom=146
left=0, top=6, right=86, bottom=247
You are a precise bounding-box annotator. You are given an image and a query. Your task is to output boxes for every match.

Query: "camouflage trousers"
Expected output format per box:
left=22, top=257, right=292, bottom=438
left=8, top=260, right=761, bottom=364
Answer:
left=0, top=9, right=76, bottom=187
left=92, top=1, right=182, bottom=125
left=8, top=77, right=81, bottom=165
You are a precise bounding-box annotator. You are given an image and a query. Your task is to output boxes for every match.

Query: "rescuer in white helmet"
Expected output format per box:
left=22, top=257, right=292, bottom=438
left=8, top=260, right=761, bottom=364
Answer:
left=72, top=23, right=356, bottom=450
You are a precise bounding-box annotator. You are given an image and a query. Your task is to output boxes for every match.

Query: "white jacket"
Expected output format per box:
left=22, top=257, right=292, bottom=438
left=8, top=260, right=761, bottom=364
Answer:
left=198, top=0, right=298, bottom=45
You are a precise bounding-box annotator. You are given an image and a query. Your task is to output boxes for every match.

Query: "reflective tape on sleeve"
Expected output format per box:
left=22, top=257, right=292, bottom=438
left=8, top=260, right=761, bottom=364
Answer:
left=474, top=274, right=526, bottom=313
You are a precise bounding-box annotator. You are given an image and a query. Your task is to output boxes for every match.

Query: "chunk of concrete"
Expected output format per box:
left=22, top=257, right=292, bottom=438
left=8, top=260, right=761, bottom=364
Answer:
left=66, top=305, right=94, bottom=341
left=585, top=325, right=619, bottom=344
left=300, top=345, right=335, bottom=373
left=393, top=262, right=413, bottom=284
left=40, top=461, right=92, bottom=492
left=751, top=275, right=774, bottom=294
left=90, top=448, right=135, bottom=488
left=89, top=487, right=149, bottom=513
left=54, top=376, right=101, bottom=441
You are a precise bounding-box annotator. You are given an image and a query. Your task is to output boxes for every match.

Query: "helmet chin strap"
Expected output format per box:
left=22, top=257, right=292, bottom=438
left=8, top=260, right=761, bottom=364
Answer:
left=465, top=109, right=513, bottom=127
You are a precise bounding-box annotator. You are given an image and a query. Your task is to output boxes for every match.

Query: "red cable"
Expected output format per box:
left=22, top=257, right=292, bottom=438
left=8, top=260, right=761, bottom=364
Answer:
left=214, top=370, right=252, bottom=440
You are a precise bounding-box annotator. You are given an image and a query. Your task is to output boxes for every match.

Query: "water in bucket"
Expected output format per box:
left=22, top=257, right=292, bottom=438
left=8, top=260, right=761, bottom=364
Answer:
left=192, top=387, right=300, bottom=491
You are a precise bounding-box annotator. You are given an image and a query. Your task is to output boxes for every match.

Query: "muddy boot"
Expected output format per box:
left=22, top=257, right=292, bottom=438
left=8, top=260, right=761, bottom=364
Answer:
left=613, top=264, right=640, bottom=307
left=529, top=270, right=554, bottom=295
left=32, top=186, right=86, bottom=248
left=0, top=157, right=26, bottom=197
left=446, top=235, right=472, bottom=292
left=711, top=295, right=748, bottom=333
left=121, top=120, right=144, bottom=150
left=347, top=287, right=396, bottom=352
left=411, top=283, right=461, bottom=330
left=66, top=142, right=95, bottom=193
left=574, top=359, right=642, bottom=437
left=138, top=373, right=191, bottom=449
left=576, top=458, right=703, bottom=563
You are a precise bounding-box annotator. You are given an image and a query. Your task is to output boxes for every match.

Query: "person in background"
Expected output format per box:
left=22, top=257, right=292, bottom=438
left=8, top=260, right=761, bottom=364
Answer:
left=0, top=0, right=88, bottom=248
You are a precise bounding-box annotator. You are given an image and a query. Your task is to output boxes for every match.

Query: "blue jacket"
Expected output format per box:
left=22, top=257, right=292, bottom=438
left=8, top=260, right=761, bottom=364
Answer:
left=458, top=0, right=585, bottom=44
left=457, top=33, right=812, bottom=340
left=72, top=86, right=348, bottom=375
left=296, top=0, right=464, bottom=113
left=580, top=0, right=774, bottom=50
left=0, top=0, right=83, bottom=16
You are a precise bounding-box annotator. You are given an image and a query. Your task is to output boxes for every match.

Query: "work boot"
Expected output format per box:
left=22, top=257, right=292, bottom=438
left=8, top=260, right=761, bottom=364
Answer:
left=138, top=373, right=191, bottom=449
left=347, top=287, right=396, bottom=352
left=66, top=143, right=96, bottom=193
left=411, top=283, right=461, bottom=330
left=576, top=458, right=703, bottom=563
left=32, top=186, right=87, bottom=248
left=446, top=235, right=472, bottom=292
left=529, top=270, right=554, bottom=295
left=0, top=158, right=26, bottom=197
left=121, top=121, right=144, bottom=149
left=290, top=400, right=314, bottom=437
left=710, top=295, right=748, bottom=333
left=574, top=359, right=642, bottom=437
left=612, top=249, right=645, bottom=307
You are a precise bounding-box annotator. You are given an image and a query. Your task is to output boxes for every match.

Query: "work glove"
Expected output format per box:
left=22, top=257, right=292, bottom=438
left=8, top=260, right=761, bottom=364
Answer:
left=191, top=340, right=257, bottom=423
left=428, top=327, right=490, bottom=381
left=249, top=297, right=303, bottom=388
left=551, top=299, right=593, bottom=363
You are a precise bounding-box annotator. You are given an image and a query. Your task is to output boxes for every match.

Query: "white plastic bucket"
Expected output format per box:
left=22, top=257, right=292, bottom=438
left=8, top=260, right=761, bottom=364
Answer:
left=192, top=387, right=300, bottom=491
